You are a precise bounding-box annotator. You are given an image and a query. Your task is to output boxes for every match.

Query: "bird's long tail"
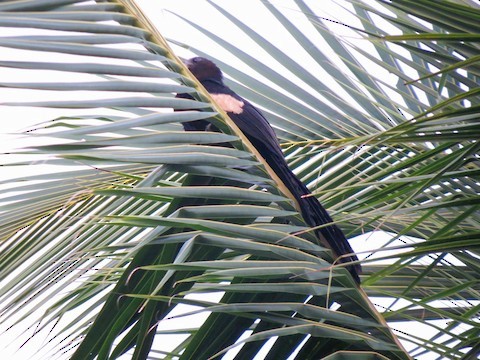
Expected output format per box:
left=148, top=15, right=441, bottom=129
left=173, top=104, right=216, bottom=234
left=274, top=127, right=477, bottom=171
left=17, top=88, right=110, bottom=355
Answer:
left=265, top=150, right=361, bottom=283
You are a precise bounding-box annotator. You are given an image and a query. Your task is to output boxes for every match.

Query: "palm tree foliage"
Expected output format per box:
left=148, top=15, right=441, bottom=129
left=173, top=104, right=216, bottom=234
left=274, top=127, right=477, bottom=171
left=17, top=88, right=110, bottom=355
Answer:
left=0, top=0, right=478, bottom=359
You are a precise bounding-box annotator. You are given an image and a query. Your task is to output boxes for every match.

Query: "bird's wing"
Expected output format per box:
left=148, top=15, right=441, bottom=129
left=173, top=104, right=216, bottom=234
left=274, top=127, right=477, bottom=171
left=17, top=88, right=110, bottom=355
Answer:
left=203, top=81, right=284, bottom=158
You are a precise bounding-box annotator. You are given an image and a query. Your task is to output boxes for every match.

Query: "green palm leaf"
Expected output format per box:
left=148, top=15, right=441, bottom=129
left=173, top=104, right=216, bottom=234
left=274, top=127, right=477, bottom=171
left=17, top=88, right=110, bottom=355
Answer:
left=0, top=0, right=478, bottom=359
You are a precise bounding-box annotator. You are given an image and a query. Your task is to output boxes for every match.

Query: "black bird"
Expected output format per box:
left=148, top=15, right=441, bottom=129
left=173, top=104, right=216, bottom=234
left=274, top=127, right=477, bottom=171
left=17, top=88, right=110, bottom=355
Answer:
left=179, top=57, right=361, bottom=283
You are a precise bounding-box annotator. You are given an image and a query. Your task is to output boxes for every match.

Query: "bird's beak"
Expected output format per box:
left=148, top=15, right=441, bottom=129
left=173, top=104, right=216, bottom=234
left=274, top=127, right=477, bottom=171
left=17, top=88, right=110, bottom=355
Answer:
left=180, top=57, right=193, bottom=65
left=179, top=57, right=194, bottom=70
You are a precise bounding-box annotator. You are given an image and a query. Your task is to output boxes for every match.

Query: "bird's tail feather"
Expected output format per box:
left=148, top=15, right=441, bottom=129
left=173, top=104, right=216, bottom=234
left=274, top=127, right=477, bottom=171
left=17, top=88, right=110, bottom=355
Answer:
left=267, top=152, right=361, bottom=283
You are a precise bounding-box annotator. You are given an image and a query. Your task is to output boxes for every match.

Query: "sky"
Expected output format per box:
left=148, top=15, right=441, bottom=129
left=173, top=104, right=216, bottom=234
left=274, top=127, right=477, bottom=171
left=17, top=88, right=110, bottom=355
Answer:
left=0, top=1, right=456, bottom=359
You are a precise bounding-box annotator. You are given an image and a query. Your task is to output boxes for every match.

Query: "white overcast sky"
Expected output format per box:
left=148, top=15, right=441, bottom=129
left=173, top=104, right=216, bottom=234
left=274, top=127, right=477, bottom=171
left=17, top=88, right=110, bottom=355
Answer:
left=0, top=1, right=443, bottom=359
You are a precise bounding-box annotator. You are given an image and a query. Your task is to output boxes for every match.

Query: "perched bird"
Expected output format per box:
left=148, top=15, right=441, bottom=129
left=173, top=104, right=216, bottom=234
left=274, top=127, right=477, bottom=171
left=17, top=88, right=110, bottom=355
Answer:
left=179, top=56, right=361, bottom=283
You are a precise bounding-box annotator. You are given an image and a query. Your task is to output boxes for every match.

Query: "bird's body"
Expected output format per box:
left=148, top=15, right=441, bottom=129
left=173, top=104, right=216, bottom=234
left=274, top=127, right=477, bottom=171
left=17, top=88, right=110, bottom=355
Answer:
left=180, top=57, right=361, bottom=283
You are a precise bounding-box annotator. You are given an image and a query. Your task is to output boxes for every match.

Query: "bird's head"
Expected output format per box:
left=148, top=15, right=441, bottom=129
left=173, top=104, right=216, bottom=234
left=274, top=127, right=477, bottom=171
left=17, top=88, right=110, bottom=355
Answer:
left=184, top=57, right=223, bottom=83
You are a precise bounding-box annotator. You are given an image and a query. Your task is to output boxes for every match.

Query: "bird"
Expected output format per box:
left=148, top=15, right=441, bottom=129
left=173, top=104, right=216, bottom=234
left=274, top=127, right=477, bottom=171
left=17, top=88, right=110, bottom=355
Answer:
left=178, top=56, right=361, bottom=284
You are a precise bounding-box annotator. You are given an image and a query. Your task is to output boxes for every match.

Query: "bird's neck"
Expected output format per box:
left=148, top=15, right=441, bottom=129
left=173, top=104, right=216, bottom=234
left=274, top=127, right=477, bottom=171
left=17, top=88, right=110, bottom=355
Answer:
left=201, top=77, right=224, bottom=86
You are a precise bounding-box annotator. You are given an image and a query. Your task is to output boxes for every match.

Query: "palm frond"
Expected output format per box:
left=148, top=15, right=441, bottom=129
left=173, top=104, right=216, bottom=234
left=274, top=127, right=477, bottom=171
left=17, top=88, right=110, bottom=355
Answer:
left=0, top=0, right=478, bottom=359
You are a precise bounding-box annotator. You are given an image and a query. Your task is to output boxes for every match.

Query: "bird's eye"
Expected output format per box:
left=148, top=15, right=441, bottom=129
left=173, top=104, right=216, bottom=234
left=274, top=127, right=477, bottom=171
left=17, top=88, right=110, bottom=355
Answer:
left=192, top=57, right=202, bottom=63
